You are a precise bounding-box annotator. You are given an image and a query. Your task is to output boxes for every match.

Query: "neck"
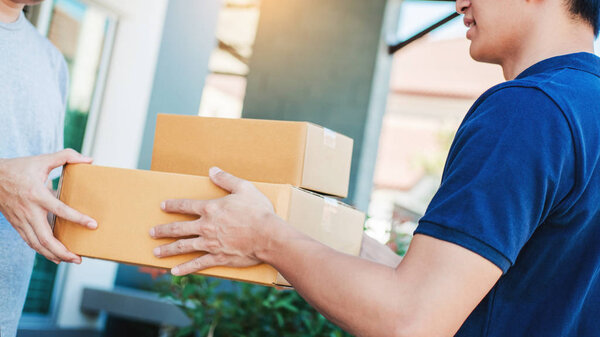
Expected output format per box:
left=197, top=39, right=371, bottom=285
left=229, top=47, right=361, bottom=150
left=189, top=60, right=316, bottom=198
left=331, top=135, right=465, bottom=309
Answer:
left=0, top=0, right=23, bottom=23
left=500, top=20, right=595, bottom=80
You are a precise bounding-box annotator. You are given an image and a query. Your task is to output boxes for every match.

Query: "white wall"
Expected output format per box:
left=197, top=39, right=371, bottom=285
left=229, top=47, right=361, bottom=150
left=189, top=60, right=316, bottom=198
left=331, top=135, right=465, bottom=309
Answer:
left=89, top=0, right=169, bottom=169
left=55, top=0, right=169, bottom=329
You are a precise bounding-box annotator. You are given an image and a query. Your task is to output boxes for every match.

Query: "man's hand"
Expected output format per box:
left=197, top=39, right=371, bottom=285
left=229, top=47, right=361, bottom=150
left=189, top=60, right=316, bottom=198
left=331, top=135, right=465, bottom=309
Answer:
left=150, top=167, right=277, bottom=276
left=0, top=149, right=97, bottom=264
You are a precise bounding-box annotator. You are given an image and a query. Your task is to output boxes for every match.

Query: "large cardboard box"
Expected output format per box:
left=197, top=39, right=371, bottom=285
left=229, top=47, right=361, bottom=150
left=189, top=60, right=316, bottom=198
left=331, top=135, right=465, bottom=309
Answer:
left=53, top=164, right=365, bottom=287
left=151, top=114, right=353, bottom=198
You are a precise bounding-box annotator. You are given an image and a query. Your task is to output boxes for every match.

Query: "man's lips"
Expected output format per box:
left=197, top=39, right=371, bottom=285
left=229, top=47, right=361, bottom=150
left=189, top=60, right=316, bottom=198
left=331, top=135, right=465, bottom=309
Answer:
left=464, top=17, right=476, bottom=28
left=464, top=17, right=476, bottom=40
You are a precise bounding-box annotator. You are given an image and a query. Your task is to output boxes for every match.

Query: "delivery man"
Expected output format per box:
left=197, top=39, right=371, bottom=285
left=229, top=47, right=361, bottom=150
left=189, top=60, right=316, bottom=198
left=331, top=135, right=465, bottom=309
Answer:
left=0, top=1, right=97, bottom=336
left=151, top=0, right=599, bottom=335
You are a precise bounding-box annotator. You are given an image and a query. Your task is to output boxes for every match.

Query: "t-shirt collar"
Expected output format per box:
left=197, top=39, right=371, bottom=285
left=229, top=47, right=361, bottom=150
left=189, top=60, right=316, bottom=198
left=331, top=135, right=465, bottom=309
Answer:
left=0, top=11, right=25, bottom=31
left=516, top=52, right=600, bottom=80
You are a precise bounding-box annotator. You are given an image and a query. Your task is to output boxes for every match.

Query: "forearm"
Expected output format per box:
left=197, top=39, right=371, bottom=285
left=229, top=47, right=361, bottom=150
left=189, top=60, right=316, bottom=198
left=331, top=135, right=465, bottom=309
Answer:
left=156, top=170, right=501, bottom=336
left=258, top=216, right=413, bottom=337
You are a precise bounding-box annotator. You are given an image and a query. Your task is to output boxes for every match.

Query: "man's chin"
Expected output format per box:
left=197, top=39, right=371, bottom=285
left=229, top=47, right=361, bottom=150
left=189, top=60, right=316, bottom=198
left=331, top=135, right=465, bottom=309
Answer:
left=469, top=44, right=501, bottom=65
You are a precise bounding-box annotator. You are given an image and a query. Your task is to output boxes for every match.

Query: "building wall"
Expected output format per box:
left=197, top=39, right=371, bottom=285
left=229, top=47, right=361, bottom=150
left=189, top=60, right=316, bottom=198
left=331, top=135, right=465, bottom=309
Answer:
left=242, top=0, right=401, bottom=210
left=89, top=0, right=168, bottom=170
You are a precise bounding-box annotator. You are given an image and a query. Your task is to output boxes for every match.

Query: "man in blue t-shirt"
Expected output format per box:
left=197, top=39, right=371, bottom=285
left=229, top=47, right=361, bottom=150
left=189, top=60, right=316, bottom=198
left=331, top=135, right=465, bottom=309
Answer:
left=148, top=0, right=600, bottom=335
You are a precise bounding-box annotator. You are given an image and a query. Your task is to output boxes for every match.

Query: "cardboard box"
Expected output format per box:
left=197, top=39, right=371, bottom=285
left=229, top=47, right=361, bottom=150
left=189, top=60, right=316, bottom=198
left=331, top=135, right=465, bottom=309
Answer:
left=151, top=114, right=353, bottom=198
left=53, top=164, right=365, bottom=287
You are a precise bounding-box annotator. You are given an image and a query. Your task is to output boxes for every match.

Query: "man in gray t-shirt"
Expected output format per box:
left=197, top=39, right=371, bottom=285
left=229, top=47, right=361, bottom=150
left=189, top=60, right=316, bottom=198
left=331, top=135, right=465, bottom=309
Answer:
left=0, top=1, right=97, bottom=336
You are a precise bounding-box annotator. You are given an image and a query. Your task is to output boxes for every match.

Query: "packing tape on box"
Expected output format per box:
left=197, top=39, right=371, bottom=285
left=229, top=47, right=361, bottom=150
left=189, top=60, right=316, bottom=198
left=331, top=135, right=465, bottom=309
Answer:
left=323, top=127, right=337, bottom=149
left=322, top=196, right=339, bottom=233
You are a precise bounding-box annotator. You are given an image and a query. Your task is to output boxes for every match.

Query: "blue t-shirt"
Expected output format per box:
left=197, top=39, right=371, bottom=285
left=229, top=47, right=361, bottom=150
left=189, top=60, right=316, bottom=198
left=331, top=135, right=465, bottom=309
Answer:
left=415, top=52, right=600, bottom=336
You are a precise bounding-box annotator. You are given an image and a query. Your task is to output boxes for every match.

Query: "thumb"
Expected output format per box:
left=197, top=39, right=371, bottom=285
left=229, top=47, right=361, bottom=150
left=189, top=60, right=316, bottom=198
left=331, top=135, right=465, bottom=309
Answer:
left=46, top=149, right=93, bottom=169
left=209, top=167, right=246, bottom=193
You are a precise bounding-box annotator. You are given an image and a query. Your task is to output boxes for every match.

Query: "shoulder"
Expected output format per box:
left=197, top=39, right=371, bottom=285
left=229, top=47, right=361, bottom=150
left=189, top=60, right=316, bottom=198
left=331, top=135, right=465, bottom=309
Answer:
left=22, top=18, right=68, bottom=78
left=450, top=81, right=574, bottom=163
left=464, top=81, right=566, bottom=130
left=22, top=18, right=68, bottom=101
left=474, top=81, right=559, bottom=113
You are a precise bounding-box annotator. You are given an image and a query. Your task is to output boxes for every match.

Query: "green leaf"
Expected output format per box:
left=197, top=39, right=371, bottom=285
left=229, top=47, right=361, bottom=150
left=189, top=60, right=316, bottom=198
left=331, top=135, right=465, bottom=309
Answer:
left=182, top=283, right=197, bottom=299
left=275, top=312, right=284, bottom=327
left=174, top=326, right=193, bottom=337
left=198, top=324, right=210, bottom=336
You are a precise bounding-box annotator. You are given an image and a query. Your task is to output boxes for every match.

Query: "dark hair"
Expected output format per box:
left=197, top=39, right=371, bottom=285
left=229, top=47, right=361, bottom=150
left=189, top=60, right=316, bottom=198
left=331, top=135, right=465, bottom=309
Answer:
left=566, top=0, right=600, bottom=36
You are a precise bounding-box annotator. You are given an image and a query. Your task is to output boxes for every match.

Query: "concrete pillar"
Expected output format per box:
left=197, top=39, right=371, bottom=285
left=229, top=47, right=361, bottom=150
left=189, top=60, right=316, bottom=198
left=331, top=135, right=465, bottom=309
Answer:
left=242, top=0, right=400, bottom=211
left=137, top=0, right=221, bottom=170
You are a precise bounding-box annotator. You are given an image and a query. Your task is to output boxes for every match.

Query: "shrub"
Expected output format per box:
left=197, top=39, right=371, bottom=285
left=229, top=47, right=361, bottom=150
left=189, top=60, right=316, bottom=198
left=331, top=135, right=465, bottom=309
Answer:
left=158, top=275, right=353, bottom=337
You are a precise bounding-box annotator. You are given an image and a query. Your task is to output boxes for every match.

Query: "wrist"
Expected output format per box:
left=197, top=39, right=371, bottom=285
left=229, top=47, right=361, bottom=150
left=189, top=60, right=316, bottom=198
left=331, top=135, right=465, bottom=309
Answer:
left=254, top=212, right=289, bottom=264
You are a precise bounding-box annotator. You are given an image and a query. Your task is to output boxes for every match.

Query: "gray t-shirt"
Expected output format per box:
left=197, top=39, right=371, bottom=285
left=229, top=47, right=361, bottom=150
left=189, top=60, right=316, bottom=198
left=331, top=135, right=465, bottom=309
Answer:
left=0, top=12, right=67, bottom=337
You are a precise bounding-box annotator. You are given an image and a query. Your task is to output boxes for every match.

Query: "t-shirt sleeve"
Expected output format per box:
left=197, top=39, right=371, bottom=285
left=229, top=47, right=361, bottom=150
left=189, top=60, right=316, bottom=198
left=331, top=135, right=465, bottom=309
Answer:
left=415, top=86, right=575, bottom=273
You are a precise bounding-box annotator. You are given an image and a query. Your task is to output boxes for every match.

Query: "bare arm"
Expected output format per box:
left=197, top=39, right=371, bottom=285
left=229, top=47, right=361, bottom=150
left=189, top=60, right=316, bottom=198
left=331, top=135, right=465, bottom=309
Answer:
left=258, top=223, right=501, bottom=336
left=151, top=168, right=502, bottom=336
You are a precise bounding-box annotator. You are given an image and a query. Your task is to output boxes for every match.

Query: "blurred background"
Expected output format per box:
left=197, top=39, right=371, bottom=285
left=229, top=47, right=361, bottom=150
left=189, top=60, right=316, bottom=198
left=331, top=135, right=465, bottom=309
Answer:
left=17, top=0, right=599, bottom=336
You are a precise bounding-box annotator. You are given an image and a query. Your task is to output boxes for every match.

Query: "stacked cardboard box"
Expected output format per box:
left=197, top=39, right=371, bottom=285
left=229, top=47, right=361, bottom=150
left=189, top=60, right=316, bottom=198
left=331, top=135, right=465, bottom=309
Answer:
left=151, top=114, right=353, bottom=197
left=54, top=114, right=365, bottom=287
